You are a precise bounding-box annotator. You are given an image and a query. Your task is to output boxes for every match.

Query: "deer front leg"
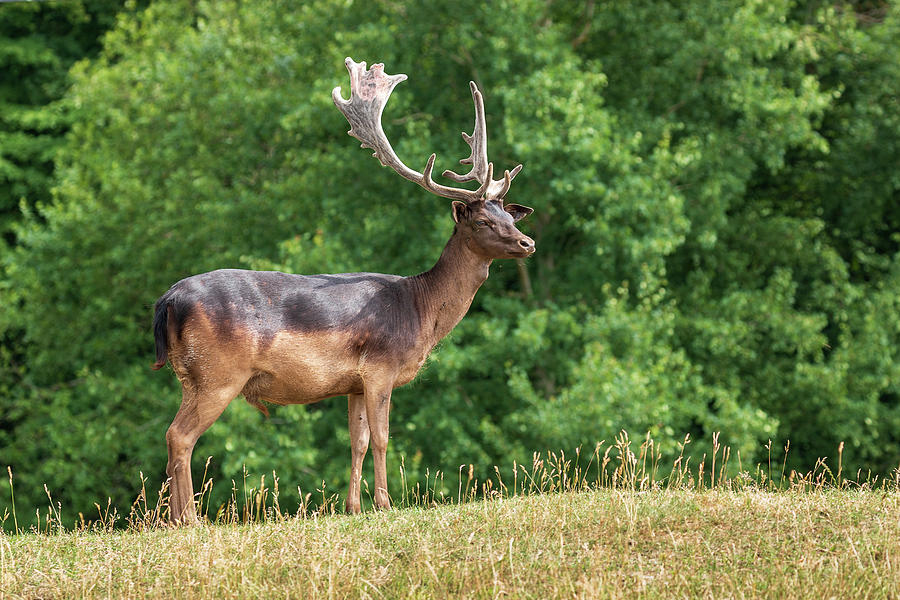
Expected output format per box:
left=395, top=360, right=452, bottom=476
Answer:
left=346, top=393, right=370, bottom=514
left=363, top=382, right=394, bottom=510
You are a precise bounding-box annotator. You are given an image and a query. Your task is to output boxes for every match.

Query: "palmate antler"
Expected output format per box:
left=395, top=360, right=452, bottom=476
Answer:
left=332, top=58, right=522, bottom=204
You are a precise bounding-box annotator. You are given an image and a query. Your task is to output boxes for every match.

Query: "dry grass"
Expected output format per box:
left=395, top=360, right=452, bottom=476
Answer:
left=2, top=433, right=900, bottom=599
left=2, top=488, right=899, bottom=599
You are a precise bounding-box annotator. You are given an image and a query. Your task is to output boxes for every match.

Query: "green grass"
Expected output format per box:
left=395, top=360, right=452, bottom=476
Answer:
left=2, top=434, right=899, bottom=599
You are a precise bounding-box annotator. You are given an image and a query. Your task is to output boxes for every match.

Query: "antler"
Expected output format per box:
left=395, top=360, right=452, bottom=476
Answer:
left=332, top=58, right=521, bottom=203
left=441, top=81, right=523, bottom=201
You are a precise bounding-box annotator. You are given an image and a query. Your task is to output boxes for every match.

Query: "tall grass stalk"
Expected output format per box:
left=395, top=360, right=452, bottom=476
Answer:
left=6, top=467, right=17, bottom=534
left=4, top=432, right=900, bottom=533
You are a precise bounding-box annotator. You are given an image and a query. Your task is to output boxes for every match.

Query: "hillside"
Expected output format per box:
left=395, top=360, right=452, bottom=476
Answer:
left=3, top=488, right=899, bottom=599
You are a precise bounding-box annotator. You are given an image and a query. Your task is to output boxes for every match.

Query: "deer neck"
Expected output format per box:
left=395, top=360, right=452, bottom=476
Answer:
left=412, top=229, right=492, bottom=346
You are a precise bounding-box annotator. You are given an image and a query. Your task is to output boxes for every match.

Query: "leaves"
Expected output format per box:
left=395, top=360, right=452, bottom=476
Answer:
left=2, top=0, right=900, bottom=524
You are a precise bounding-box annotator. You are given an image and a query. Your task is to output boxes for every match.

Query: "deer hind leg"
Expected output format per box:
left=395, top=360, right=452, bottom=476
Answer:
left=166, top=376, right=247, bottom=524
left=363, top=380, right=394, bottom=510
left=345, top=392, right=370, bottom=514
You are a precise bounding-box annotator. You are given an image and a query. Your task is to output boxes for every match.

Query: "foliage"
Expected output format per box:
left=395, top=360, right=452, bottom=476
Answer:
left=1, top=0, right=899, bottom=525
left=0, top=0, right=126, bottom=235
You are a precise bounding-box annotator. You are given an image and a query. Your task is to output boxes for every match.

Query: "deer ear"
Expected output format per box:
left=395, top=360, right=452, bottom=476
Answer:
left=451, top=201, right=470, bottom=223
left=504, top=203, right=533, bottom=222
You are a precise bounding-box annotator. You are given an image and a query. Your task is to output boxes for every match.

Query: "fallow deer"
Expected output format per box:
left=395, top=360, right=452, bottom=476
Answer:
left=152, top=58, right=534, bottom=523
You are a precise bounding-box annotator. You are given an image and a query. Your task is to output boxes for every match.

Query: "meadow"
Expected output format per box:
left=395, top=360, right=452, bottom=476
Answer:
left=3, top=436, right=899, bottom=599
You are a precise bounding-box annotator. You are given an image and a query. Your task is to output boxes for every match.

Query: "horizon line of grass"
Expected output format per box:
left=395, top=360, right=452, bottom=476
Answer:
left=4, top=431, right=900, bottom=535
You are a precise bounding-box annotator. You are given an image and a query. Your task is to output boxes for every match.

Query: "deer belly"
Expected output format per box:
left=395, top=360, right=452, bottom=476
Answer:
left=246, top=331, right=364, bottom=403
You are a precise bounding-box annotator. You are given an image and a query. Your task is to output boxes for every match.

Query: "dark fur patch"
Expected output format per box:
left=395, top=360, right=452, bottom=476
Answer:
left=153, top=269, right=423, bottom=360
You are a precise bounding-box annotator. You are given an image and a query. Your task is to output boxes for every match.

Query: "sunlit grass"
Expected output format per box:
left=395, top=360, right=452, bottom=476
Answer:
left=2, top=433, right=899, bottom=599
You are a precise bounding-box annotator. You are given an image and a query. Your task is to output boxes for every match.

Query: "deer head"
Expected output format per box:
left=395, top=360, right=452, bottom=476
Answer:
left=332, top=58, right=534, bottom=259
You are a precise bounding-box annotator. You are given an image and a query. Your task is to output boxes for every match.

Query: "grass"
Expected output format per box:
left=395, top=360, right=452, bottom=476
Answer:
left=3, top=489, right=899, bottom=599
left=2, top=433, right=900, bottom=599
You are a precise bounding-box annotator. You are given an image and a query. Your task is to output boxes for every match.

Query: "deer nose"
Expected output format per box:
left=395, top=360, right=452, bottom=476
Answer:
left=518, top=236, right=535, bottom=253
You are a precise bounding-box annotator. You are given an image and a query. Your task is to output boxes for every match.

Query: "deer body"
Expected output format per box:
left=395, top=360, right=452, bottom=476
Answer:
left=154, top=59, right=534, bottom=523
left=156, top=231, right=493, bottom=406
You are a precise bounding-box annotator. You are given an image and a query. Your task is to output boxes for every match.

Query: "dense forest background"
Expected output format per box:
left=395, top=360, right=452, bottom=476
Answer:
left=1, top=0, right=898, bottom=525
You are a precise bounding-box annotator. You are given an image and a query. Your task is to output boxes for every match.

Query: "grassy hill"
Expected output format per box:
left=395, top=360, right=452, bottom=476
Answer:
left=3, top=437, right=899, bottom=598
left=3, top=486, right=899, bottom=599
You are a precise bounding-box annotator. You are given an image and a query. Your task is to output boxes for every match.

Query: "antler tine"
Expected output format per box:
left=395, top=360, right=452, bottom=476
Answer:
left=333, top=57, right=488, bottom=203
left=421, top=153, right=493, bottom=199
left=492, top=166, right=514, bottom=200
left=442, top=81, right=489, bottom=185
left=441, top=81, right=524, bottom=202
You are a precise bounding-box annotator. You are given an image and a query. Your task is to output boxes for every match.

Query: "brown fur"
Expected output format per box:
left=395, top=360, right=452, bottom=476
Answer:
left=157, top=201, right=534, bottom=524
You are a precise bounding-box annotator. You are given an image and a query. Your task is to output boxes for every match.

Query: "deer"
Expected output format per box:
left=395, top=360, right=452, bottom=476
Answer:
left=151, top=58, right=535, bottom=524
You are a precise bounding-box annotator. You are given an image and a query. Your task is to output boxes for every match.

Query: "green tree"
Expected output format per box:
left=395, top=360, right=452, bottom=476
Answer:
left=0, top=0, right=125, bottom=235
left=2, top=0, right=899, bottom=526
left=551, top=0, right=900, bottom=471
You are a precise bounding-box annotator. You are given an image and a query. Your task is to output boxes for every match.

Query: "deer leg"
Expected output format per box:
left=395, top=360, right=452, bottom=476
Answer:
left=363, top=382, right=393, bottom=510
left=166, top=379, right=245, bottom=524
left=346, top=392, right=370, bottom=514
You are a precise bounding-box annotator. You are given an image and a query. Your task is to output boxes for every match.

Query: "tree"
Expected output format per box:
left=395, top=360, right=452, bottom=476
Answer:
left=3, top=0, right=899, bottom=525
left=0, top=0, right=125, bottom=236
left=552, top=0, right=900, bottom=472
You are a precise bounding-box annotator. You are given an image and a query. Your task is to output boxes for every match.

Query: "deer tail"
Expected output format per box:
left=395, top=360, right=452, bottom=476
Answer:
left=151, top=295, right=171, bottom=370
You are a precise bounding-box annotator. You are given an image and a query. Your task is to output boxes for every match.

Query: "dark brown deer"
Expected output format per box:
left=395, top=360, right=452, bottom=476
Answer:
left=152, top=58, right=534, bottom=523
